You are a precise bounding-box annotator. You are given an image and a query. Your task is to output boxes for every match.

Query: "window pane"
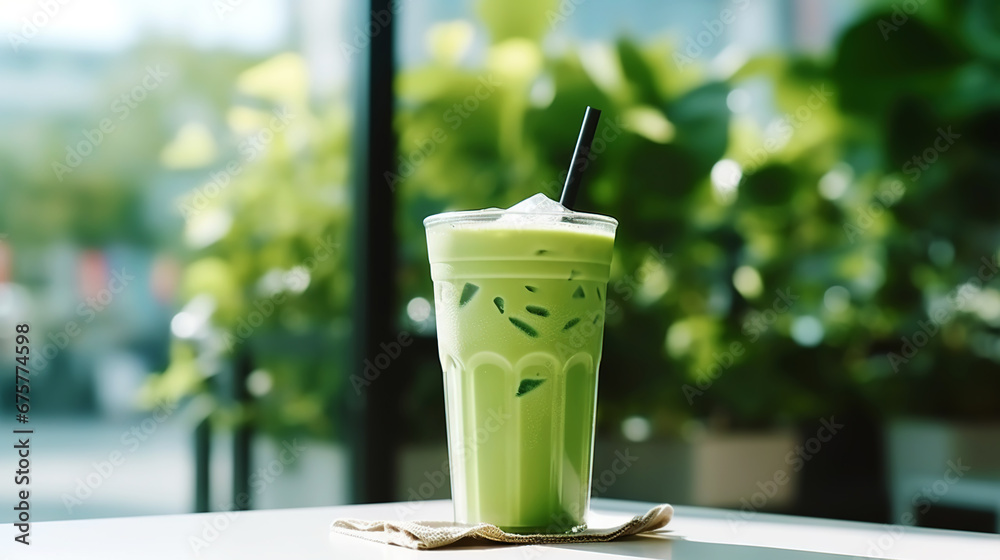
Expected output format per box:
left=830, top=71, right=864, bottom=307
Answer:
left=0, top=0, right=359, bottom=520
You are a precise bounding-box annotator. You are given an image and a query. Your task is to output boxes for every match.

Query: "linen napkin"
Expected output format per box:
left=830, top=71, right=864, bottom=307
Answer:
left=330, top=504, right=673, bottom=550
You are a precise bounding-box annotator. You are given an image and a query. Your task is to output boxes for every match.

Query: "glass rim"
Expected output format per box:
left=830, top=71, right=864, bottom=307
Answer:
left=423, top=209, right=619, bottom=229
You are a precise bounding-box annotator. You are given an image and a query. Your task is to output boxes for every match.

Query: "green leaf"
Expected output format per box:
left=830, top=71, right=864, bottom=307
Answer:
left=460, top=283, right=480, bottom=307
left=666, top=82, right=730, bottom=173
left=831, top=13, right=967, bottom=116
left=618, top=38, right=662, bottom=105
left=526, top=305, right=549, bottom=317
left=516, top=378, right=546, bottom=397
left=478, top=0, right=557, bottom=43
left=739, top=164, right=797, bottom=207
left=508, top=317, right=539, bottom=337
left=563, top=318, right=581, bottom=331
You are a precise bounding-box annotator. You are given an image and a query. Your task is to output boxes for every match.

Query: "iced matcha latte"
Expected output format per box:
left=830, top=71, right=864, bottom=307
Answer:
left=425, top=195, right=617, bottom=533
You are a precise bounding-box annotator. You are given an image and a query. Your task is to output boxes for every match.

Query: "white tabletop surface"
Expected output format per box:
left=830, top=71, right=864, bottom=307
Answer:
left=5, top=498, right=999, bottom=559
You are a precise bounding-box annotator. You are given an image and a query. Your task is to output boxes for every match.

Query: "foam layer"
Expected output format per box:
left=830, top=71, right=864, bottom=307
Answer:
left=427, top=223, right=614, bottom=282
left=424, top=194, right=617, bottom=237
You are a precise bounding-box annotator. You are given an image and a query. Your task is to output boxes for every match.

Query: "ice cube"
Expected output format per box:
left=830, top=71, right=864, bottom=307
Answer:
left=505, top=193, right=568, bottom=214
left=496, top=193, right=568, bottom=227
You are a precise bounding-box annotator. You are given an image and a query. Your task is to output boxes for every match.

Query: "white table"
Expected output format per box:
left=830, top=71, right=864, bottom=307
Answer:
left=7, top=498, right=998, bottom=559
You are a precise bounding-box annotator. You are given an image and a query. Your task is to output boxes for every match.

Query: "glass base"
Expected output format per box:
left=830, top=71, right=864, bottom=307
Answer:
left=498, top=522, right=587, bottom=535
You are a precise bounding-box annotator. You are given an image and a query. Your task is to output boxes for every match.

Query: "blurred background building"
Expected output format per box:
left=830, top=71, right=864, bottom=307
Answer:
left=2, top=0, right=999, bottom=535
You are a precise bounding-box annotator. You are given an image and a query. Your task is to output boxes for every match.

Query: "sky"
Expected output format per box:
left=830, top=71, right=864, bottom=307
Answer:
left=1, top=0, right=289, bottom=54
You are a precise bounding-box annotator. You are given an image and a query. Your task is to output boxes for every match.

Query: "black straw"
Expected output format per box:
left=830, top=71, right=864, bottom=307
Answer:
left=559, top=106, right=602, bottom=210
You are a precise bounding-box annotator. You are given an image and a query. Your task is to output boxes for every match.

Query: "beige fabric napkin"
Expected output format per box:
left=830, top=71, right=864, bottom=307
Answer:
left=330, top=504, right=673, bottom=550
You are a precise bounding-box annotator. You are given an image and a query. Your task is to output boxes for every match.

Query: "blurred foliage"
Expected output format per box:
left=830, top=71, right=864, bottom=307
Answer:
left=146, top=54, right=353, bottom=438
left=148, top=0, right=1000, bottom=440
left=397, top=0, right=1000, bottom=436
left=0, top=45, right=259, bottom=251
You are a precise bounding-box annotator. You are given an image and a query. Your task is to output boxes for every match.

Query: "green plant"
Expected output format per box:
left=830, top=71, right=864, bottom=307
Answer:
left=396, top=0, right=1000, bottom=437
left=145, top=54, right=353, bottom=438
left=153, top=0, right=1000, bottom=441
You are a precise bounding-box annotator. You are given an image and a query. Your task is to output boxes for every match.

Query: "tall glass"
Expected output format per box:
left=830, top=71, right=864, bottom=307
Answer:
left=424, top=209, right=617, bottom=533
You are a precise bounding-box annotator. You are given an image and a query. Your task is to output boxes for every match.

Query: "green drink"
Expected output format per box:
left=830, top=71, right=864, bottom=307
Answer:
left=425, top=195, right=617, bottom=533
